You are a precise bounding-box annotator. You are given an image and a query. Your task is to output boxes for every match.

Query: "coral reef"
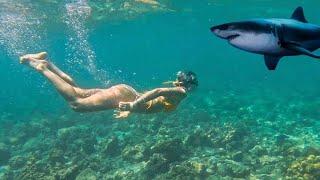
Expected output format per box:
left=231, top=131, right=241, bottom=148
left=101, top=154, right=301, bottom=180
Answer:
left=287, top=155, right=320, bottom=179
left=0, top=90, right=320, bottom=179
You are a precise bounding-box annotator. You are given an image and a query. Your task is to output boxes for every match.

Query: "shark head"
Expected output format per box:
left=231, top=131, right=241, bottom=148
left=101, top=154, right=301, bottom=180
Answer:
left=210, top=21, right=278, bottom=54
left=210, top=23, right=242, bottom=41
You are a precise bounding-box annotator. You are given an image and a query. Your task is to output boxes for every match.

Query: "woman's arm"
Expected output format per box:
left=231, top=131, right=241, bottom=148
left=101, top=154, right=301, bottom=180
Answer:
left=119, top=87, right=186, bottom=111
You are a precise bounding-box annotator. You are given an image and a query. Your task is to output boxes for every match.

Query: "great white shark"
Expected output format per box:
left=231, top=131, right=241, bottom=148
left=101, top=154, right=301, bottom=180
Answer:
left=210, top=7, right=320, bottom=70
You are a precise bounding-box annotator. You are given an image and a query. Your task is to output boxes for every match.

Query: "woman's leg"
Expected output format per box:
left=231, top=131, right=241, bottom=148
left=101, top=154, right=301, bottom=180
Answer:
left=20, top=52, right=101, bottom=99
left=33, top=60, right=79, bottom=102
left=20, top=52, right=119, bottom=112
left=47, top=61, right=77, bottom=87
left=42, top=60, right=101, bottom=98
left=20, top=52, right=77, bottom=86
left=37, top=64, right=113, bottom=112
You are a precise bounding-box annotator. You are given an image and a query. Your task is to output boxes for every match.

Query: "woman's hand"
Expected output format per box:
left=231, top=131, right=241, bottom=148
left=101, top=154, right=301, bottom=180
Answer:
left=119, top=102, right=134, bottom=111
left=113, top=110, right=130, bottom=119
left=114, top=102, right=134, bottom=119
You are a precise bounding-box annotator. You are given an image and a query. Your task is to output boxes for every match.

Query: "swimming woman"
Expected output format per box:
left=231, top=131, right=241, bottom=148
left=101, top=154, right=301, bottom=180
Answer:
left=19, top=52, right=198, bottom=118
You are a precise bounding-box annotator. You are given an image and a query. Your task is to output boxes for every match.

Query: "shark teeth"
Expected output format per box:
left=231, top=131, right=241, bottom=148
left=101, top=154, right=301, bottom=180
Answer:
left=227, top=34, right=240, bottom=40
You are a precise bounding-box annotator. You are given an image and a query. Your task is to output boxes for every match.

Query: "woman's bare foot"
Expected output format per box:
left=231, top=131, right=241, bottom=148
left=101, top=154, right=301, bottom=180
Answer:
left=19, top=52, right=48, bottom=71
left=34, top=60, right=49, bottom=71
left=20, top=52, right=48, bottom=63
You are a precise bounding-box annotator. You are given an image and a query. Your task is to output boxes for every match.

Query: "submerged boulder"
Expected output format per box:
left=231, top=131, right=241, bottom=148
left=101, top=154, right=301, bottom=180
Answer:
left=287, top=155, right=320, bottom=179
left=122, top=144, right=146, bottom=162
left=184, top=128, right=212, bottom=147
left=217, top=160, right=250, bottom=178
left=57, top=126, right=96, bottom=154
left=142, top=153, right=169, bottom=178
left=48, top=148, right=65, bottom=163
left=8, top=155, right=26, bottom=169
left=102, top=136, right=121, bottom=156
left=150, top=138, right=188, bottom=162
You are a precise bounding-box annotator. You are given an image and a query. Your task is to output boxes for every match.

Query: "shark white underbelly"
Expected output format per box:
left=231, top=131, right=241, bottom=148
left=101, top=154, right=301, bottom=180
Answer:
left=229, top=33, right=282, bottom=55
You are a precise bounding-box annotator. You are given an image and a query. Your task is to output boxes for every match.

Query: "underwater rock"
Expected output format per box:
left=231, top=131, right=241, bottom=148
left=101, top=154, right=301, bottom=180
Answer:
left=7, top=137, right=21, bottom=145
left=160, top=159, right=209, bottom=179
left=303, top=145, right=320, bottom=157
left=191, top=161, right=207, bottom=175
left=102, top=136, right=121, bottom=156
left=56, top=165, right=79, bottom=180
left=217, top=160, right=250, bottom=178
left=206, top=124, right=250, bottom=150
left=250, top=145, right=268, bottom=156
left=0, top=143, right=10, bottom=165
left=287, top=155, right=320, bottom=179
left=57, top=126, right=87, bottom=144
left=231, top=151, right=244, bottom=162
left=104, top=169, right=137, bottom=180
left=74, top=136, right=97, bottom=154
left=7, top=129, right=28, bottom=145
left=48, top=148, right=65, bottom=163
left=16, top=155, right=49, bottom=179
left=258, top=155, right=281, bottom=166
left=57, top=126, right=96, bottom=154
left=275, top=134, right=290, bottom=145
left=163, top=164, right=200, bottom=179
left=223, top=126, right=247, bottom=144
left=8, top=155, right=26, bottom=169
left=22, top=137, right=44, bottom=152
left=192, top=109, right=213, bottom=123
left=76, top=168, right=97, bottom=180
left=8, top=122, right=44, bottom=146
left=122, top=144, right=146, bottom=162
left=150, top=138, right=187, bottom=162
left=184, top=128, right=211, bottom=147
left=0, top=165, right=11, bottom=180
left=143, top=153, right=169, bottom=178
left=284, top=145, right=316, bottom=158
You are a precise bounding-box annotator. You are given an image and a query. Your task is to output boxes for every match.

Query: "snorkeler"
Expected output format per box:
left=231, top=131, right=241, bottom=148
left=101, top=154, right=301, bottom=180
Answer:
left=19, top=52, right=198, bottom=118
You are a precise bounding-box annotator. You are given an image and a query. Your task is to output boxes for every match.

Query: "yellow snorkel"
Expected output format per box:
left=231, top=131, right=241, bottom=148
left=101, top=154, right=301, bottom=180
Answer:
left=162, top=81, right=175, bottom=85
left=162, top=80, right=183, bottom=87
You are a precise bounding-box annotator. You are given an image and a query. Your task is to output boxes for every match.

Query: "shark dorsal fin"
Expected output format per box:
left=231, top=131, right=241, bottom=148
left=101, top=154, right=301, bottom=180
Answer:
left=291, top=6, right=308, bottom=23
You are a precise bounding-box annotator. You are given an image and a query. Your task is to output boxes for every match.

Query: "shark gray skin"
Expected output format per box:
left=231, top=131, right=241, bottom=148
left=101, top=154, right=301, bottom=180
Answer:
left=210, top=7, right=320, bottom=70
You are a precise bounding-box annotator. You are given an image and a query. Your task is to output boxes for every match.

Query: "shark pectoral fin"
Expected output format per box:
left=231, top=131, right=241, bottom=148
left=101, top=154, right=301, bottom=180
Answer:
left=285, top=43, right=320, bottom=59
left=264, top=55, right=281, bottom=70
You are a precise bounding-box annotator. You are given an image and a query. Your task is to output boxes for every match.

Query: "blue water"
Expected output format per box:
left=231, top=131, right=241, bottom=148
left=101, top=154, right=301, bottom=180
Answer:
left=1, top=0, right=320, bottom=179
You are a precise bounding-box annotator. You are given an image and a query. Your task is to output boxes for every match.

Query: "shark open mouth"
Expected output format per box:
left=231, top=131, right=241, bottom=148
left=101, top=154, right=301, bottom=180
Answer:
left=227, top=34, right=240, bottom=40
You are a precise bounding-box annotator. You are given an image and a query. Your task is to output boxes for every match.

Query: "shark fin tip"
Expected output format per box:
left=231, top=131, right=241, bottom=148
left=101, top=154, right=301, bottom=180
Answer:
left=291, top=6, right=308, bottom=23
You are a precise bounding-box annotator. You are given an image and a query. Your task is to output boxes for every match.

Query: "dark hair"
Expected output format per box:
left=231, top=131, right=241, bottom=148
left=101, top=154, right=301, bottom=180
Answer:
left=176, top=71, right=198, bottom=91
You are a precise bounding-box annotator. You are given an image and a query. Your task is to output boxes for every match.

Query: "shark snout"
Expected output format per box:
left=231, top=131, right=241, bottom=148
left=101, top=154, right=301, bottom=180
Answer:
left=210, top=24, right=239, bottom=40
left=210, top=24, right=229, bottom=38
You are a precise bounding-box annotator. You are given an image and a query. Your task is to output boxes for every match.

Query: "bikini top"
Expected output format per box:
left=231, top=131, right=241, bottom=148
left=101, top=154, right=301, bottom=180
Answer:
left=146, top=97, right=176, bottom=112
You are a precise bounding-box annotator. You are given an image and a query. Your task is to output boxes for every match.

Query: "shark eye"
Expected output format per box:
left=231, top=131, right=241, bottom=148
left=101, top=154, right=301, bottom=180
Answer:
left=229, top=25, right=235, bottom=30
left=219, top=24, right=229, bottom=30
